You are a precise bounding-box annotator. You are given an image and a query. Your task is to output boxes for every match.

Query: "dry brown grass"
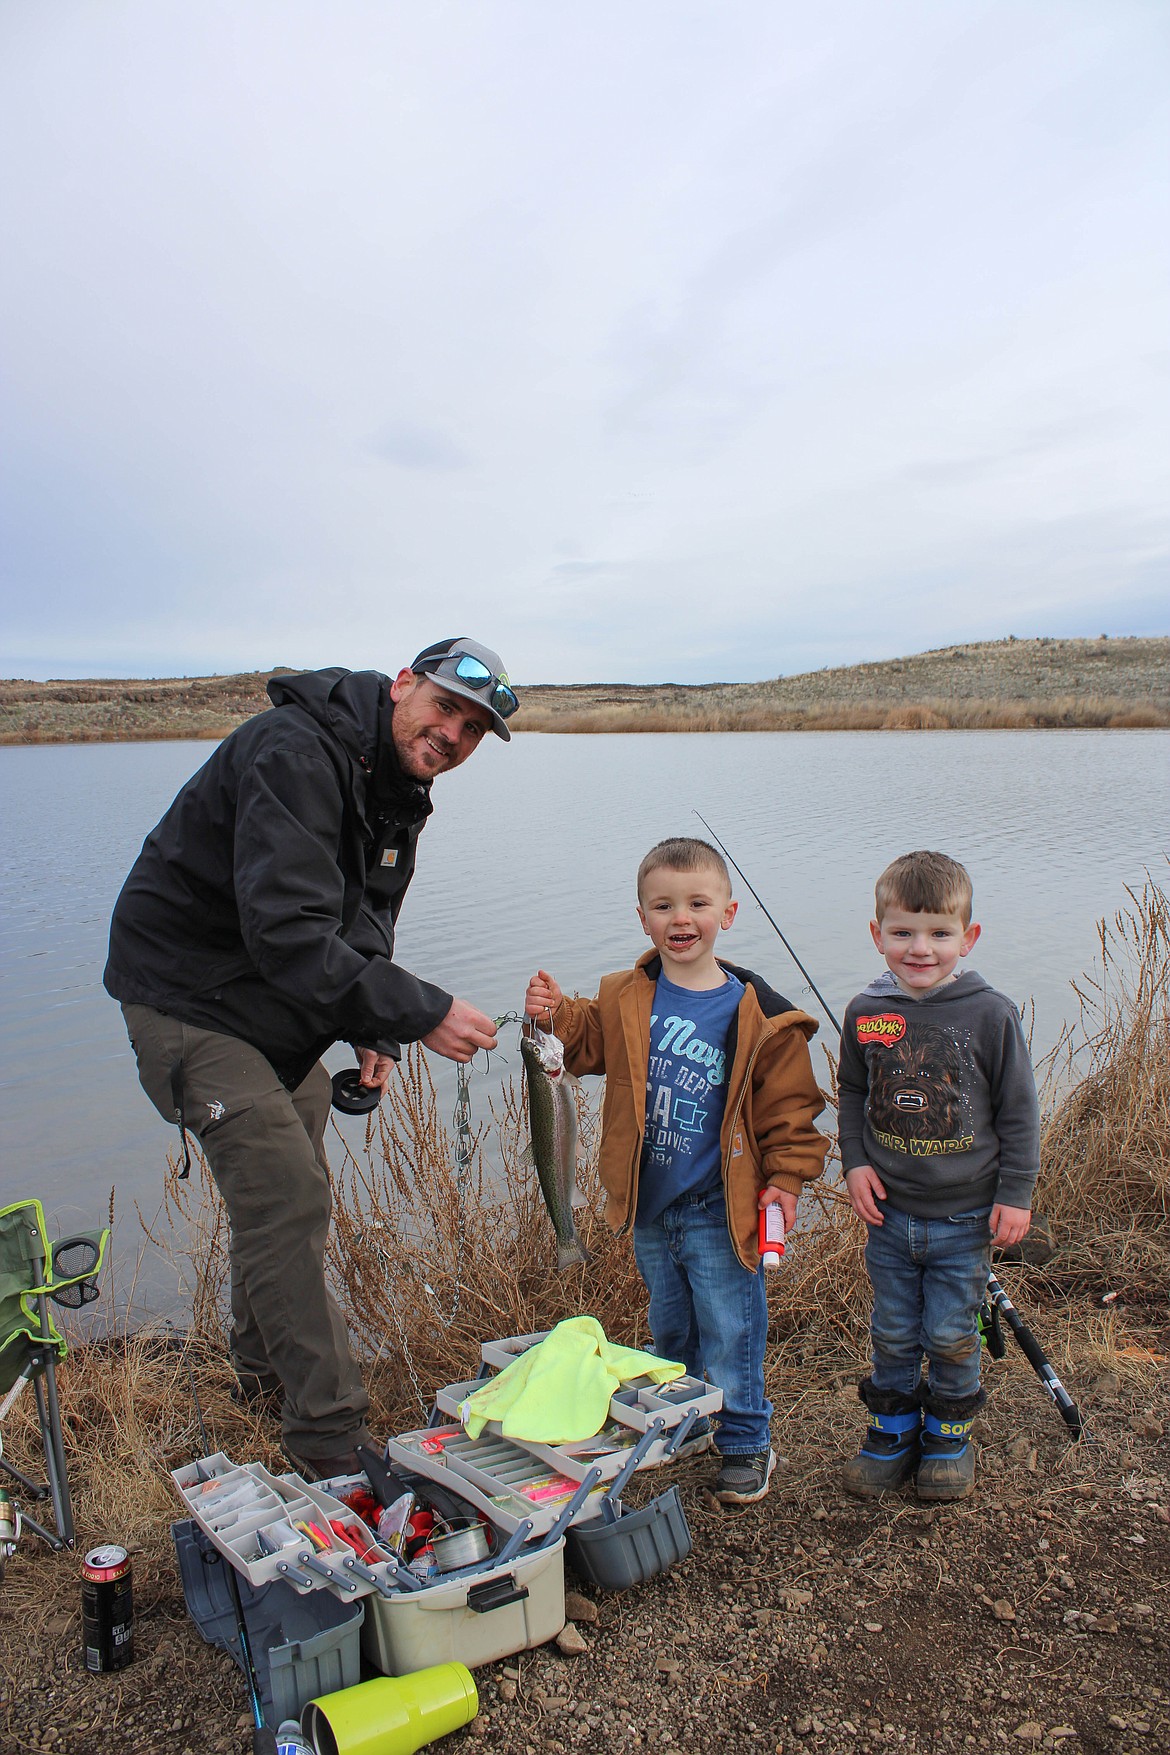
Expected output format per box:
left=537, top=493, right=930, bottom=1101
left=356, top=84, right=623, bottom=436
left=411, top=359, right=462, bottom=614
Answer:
left=326, top=1050, right=654, bottom=1433
left=1108, top=707, right=1168, bottom=729
left=2, top=900, right=1168, bottom=1755
left=4, top=636, right=1167, bottom=742
left=512, top=695, right=1169, bottom=735
left=881, top=705, right=950, bottom=730
left=1034, top=875, right=1170, bottom=1301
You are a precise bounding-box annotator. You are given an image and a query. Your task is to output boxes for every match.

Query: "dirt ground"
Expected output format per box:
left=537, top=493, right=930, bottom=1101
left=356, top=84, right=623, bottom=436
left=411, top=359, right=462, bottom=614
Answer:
left=1, top=1299, right=1166, bottom=1755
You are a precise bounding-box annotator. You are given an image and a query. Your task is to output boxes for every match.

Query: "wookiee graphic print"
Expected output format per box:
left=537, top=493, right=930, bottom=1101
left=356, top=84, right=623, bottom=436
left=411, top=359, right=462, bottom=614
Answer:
left=861, top=1019, right=975, bottom=1157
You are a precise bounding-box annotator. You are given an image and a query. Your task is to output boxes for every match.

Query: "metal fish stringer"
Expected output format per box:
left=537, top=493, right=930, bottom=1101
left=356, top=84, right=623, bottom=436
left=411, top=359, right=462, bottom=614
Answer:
left=422, top=1013, right=524, bottom=1330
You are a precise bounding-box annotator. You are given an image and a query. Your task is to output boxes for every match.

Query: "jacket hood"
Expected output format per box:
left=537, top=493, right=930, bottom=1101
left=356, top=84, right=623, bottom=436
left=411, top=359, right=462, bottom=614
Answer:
left=858, top=968, right=991, bottom=1003
left=267, top=667, right=385, bottom=765
left=267, top=667, right=432, bottom=821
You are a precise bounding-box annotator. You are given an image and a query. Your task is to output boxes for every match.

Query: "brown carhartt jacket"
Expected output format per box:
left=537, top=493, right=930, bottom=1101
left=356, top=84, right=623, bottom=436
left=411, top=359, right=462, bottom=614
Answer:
left=550, top=952, right=829, bottom=1270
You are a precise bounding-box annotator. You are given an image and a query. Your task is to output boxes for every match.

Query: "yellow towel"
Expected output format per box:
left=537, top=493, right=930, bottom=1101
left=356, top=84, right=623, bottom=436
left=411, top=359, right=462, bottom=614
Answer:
left=461, top=1315, right=685, bottom=1442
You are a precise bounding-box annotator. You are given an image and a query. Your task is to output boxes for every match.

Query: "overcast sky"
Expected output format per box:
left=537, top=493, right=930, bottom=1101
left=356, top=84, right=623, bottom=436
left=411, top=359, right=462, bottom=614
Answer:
left=2, top=2, right=1166, bottom=685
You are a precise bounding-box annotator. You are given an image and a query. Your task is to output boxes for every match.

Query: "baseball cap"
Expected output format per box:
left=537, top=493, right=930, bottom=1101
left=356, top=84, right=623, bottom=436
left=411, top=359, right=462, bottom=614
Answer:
left=409, top=636, right=519, bottom=741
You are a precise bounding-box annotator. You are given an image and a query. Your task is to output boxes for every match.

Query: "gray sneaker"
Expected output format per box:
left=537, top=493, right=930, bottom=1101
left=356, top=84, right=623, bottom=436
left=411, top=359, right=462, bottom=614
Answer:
left=714, top=1448, right=776, bottom=1504
left=671, top=1416, right=714, bottom=1459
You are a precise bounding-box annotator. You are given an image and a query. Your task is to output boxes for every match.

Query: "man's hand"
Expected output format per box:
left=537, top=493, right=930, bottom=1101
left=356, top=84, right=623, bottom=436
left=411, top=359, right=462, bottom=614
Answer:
left=422, top=998, right=499, bottom=1064
left=990, top=1203, right=1032, bottom=1247
left=357, top=1049, right=397, bottom=1094
left=845, top=1164, right=887, bottom=1226
left=759, top=1185, right=798, bottom=1233
left=525, top=969, right=563, bottom=1021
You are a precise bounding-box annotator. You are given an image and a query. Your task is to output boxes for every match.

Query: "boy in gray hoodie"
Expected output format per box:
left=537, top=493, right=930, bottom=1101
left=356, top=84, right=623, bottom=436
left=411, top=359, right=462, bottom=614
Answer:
left=837, top=851, right=1039, bottom=1501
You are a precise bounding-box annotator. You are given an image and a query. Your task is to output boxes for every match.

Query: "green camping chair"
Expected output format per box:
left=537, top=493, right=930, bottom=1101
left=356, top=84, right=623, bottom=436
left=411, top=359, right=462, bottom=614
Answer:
left=0, top=1199, right=109, bottom=1552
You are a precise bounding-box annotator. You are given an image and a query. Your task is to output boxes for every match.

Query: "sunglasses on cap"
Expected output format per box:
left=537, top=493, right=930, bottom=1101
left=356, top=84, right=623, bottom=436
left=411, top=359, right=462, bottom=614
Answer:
left=415, top=650, right=519, bottom=721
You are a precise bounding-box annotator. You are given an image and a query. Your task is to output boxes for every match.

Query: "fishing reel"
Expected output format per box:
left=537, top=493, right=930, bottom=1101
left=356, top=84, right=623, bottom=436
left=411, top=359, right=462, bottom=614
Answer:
left=0, top=1455, right=19, bottom=1584
left=330, top=1069, right=382, bottom=1115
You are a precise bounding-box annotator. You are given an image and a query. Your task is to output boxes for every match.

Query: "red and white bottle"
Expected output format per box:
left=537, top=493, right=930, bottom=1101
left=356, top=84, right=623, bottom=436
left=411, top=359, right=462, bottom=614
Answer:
left=758, top=1204, right=786, bottom=1269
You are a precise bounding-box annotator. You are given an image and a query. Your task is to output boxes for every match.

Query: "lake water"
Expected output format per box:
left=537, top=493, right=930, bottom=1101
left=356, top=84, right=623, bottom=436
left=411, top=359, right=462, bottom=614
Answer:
left=1, top=730, right=1166, bottom=1310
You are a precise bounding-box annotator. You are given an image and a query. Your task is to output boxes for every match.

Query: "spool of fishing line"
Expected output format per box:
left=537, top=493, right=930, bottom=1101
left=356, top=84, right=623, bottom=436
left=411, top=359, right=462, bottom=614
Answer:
left=429, top=1518, right=491, bottom=1571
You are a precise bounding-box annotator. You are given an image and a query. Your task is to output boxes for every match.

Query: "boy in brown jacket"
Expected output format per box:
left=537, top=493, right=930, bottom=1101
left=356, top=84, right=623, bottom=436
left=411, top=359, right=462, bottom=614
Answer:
left=525, top=837, right=828, bottom=1503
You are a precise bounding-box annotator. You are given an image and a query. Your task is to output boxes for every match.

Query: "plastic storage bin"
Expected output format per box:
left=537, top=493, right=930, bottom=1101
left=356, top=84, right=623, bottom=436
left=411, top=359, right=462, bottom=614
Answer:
left=172, top=1519, right=364, bottom=1726
left=565, top=1485, right=692, bottom=1591
left=361, top=1537, right=567, bottom=1676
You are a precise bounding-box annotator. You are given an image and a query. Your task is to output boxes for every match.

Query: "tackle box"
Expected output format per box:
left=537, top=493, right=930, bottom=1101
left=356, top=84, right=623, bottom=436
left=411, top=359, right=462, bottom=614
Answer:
left=479, top=1330, right=550, bottom=1369
left=386, top=1424, right=610, bottom=1538
left=432, top=1385, right=675, bottom=1479
left=443, top=1371, right=720, bottom=1443
left=171, top=1453, right=400, bottom=1597
left=565, top=1484, right=693, bottom=1592
left=360, top=1536, right=567, bottom=1676
left=468, top=1334, right=723, bottom=1439
left=172, top=1518, right=364, bottom=1726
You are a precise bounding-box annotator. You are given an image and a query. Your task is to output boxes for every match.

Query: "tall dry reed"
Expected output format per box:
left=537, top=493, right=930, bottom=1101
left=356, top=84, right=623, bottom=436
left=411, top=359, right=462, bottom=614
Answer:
left=327, top=1048, right=651, bottom=1433
left=1035, top=875, right=1170, bottom=1298
left=513, top=695, right=1169, bottom=735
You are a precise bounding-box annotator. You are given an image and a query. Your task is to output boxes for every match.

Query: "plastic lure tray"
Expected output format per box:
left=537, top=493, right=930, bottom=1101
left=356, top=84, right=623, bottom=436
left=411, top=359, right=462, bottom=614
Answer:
left=466, top=1337, right=724, bottom=1438
left=171, top=1452, right=399, bottom=1598
left=385, top=1425, right=613, bottom=1539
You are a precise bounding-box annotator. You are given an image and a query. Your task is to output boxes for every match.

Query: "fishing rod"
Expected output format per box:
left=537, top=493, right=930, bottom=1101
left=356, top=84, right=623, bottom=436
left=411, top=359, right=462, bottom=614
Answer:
left=694, top=813, right=1084, bottom=1440
left=184, top=1350, right=278, bottom=1755
left=985, top=1273, right=1083, bottom=1437
left=693, top=811, right=842, bottom=1034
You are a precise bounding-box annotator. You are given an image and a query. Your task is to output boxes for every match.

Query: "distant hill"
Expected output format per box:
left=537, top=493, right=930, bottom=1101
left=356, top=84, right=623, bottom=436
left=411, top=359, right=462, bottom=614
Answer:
left=1, top=635, right=1166, bottom=743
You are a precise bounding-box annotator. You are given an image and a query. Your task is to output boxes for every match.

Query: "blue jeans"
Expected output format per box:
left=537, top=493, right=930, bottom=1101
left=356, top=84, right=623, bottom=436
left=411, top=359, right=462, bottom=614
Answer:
left=865, top=1206, right=992, bottom=1400
left=633, top=1190, right=772, bottom=1456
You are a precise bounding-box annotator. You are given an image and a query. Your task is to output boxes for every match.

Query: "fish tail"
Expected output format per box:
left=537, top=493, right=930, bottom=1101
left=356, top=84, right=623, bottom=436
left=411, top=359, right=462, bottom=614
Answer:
left=556, top=1237, right=592, bottom=1272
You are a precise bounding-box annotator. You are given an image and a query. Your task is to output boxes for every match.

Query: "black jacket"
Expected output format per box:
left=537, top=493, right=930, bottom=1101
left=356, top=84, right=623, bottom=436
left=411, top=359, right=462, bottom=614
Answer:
left=104, top=668, right=453, bottom=1084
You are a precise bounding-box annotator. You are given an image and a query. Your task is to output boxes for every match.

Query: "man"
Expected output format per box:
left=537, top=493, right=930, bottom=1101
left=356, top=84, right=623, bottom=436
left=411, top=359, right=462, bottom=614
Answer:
left=104, top=637, right=518, bottom=1477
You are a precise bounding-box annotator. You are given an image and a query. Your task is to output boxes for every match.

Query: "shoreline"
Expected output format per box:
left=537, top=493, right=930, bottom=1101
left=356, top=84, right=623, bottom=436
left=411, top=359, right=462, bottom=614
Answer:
left=1, top=635, right=1167, bottom=744
left=4, top=710, right=1169, bottom=747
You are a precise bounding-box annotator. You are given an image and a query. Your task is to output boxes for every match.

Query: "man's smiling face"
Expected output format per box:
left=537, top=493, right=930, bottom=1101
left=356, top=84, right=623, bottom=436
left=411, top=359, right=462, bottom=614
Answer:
left=389, top=670, right=493, bottom=779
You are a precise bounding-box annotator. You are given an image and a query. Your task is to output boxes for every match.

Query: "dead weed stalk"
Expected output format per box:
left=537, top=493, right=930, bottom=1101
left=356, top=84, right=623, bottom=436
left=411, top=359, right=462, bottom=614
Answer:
left=327, top=1048, right=650, bottom=1433
left=1035, top=875, right=1170, bottom=1298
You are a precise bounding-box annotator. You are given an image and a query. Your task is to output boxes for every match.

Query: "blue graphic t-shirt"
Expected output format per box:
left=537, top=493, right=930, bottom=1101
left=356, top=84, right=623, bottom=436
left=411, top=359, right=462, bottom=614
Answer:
left=637, top=970, right=744, bottom=1225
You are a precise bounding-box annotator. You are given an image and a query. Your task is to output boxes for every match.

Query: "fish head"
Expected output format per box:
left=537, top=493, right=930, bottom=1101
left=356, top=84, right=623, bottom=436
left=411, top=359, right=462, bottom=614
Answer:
left=522, top=1026, right=567, bottom=1082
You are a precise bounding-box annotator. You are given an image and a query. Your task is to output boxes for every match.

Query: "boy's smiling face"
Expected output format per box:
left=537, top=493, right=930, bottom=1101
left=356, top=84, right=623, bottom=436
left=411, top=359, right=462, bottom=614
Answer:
left=637, top=864, right=737, bottom=988
left=870, top=905, right=981, bottom=994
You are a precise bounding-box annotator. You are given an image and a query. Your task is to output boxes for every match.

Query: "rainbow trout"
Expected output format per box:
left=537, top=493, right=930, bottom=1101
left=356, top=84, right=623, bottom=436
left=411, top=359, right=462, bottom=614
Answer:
left=520, top=1026, right=591, bottom=1271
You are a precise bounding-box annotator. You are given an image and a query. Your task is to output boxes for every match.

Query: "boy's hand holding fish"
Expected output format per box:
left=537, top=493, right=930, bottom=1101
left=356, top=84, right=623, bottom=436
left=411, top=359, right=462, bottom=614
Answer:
left=526, top=969, right=564, bottom=1020
left=519, top=982, right=591, bottom=1271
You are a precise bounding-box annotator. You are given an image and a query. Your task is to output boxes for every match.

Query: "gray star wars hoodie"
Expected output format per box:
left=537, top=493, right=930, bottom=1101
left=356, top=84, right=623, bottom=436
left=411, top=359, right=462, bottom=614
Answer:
left=837, top=970, right=1040, bottom=1217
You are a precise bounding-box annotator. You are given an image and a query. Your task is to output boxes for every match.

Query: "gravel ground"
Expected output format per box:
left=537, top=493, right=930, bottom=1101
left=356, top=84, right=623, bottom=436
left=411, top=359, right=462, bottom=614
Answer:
left=2, top=1305, right=1166, bottom=1755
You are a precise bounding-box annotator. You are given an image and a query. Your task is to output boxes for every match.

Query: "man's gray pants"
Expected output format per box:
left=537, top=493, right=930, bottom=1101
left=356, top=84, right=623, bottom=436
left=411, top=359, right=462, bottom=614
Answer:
left=121, top=1004, right=370, bottom=1458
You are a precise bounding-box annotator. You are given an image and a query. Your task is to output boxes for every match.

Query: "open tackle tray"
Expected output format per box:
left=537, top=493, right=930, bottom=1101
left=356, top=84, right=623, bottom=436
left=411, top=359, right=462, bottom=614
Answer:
left=471, top=1331, right=723, bottom=1438
left=391, top=1373, right=722, bottom=1541
left=171, top=1452, right=401, bottom=1598
left=435, top=1375, right=719, bottom=1460
left=385, top=1424, right=610, bottom=1539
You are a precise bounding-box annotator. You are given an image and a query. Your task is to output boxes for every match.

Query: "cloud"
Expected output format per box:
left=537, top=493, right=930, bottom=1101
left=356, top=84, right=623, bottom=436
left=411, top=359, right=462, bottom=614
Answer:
left=367, top=422, right=472, bottom=471
left=1, top=2, right=1166, bottom=681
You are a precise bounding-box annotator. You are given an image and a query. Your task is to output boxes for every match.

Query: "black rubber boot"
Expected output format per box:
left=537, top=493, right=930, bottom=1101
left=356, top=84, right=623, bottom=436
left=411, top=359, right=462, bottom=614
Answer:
left=840, top=1380, right=921, bottom=1499
left=916, top=1387, right=986, bottom=1502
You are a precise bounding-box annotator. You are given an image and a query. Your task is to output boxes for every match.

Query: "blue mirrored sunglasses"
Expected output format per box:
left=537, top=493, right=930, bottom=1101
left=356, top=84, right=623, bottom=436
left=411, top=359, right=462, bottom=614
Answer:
left=420, top=651, right=519, bottom=720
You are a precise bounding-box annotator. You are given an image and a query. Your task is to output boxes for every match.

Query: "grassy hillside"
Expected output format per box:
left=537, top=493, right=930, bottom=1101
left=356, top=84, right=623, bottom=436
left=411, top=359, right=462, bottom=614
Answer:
left=1, top=635, right=1166, bottom=743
